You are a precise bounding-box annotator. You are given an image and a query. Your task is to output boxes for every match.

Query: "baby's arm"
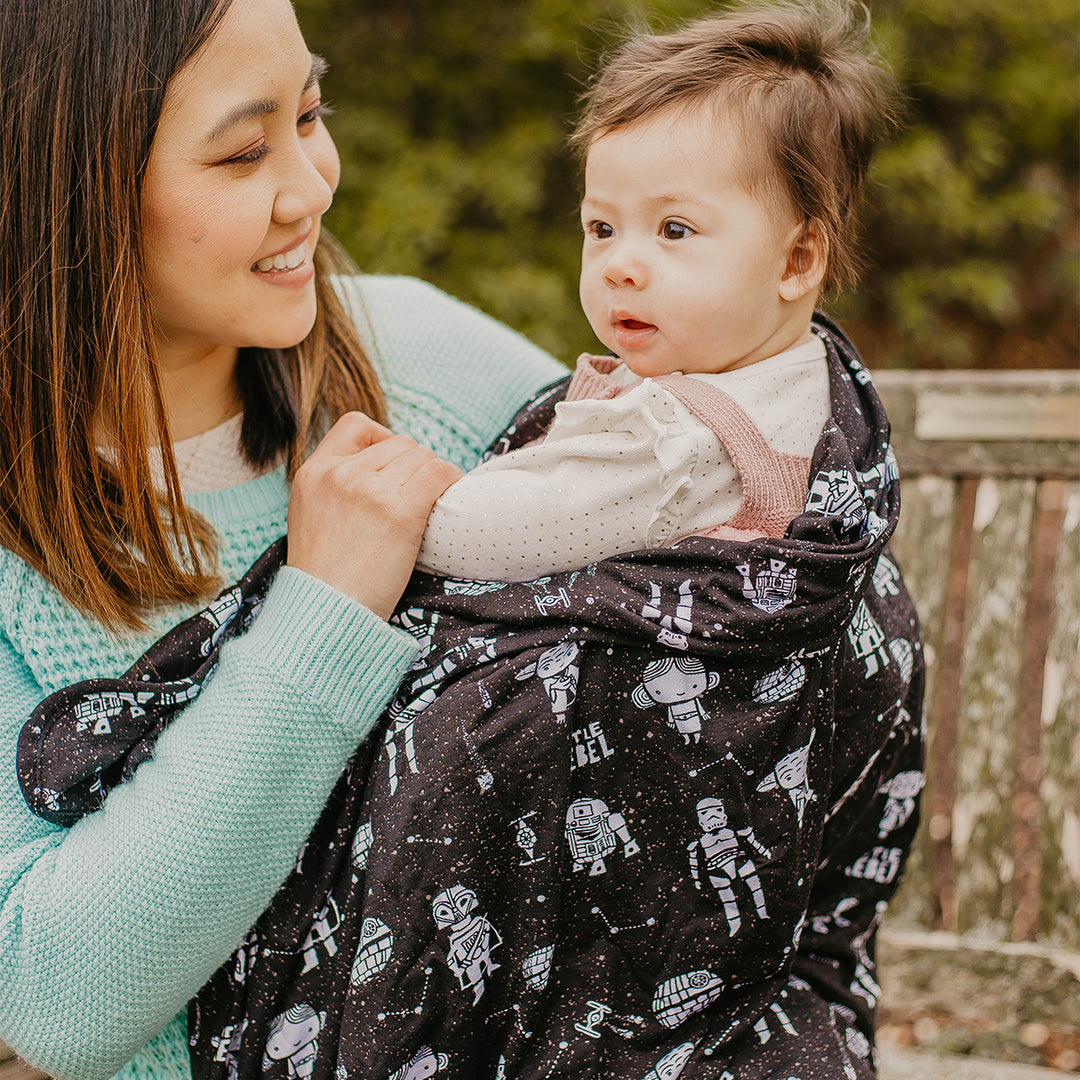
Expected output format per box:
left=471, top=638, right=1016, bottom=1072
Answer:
left=416, top=380, right=740, bottom=581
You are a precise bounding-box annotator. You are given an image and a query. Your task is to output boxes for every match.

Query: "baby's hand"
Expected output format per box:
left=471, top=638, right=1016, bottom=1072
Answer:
left=287, top=412, right=461, bottom=619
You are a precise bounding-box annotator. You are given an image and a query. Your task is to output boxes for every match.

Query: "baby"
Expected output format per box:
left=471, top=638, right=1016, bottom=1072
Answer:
left=415, top=0, right=893, bottom=582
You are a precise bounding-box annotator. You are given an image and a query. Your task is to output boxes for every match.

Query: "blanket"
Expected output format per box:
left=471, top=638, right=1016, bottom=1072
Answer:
left=19, top=314, right=924, bottom=1080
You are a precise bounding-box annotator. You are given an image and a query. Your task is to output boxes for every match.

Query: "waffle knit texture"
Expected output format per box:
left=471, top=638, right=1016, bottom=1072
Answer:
left=0, top=276, right=563, bottom=1080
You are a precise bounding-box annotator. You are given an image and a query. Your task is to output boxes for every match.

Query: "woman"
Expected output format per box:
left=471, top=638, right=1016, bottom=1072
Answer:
left=0, top=0, right=561, bottom=1075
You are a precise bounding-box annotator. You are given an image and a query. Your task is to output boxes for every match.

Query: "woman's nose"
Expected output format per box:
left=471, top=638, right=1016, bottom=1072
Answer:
left=273, top=138, right=338, bottom=224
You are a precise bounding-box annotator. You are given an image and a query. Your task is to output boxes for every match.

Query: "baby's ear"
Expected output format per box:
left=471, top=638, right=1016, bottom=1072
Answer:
left=779, top=221, right=827, bottom=302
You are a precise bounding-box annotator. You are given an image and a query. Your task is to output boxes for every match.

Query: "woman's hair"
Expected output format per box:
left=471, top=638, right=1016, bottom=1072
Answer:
left=571, top=0, right=899, bottom=293
left=0, top=0, right=386, bottom=632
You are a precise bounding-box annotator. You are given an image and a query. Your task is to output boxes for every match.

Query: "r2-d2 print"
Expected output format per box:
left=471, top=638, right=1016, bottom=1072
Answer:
left=432, top=885, right=501, bottom=1004
left=565, top=797, right=641, bottom=875
left=737, top=559, right=798, bottom=614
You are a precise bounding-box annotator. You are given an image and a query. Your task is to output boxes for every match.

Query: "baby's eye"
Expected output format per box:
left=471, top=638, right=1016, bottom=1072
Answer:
left=661, top=220, right=694, bottom=240
left=585, top=220, right=614, bottom=240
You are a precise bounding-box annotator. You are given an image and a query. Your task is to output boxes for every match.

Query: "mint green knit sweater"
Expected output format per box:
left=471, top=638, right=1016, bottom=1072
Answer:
left=0, top=276, right=563, bottom=1080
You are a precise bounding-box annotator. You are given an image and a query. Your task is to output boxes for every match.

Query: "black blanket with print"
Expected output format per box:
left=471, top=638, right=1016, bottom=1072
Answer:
left=19, top=315, right=924, bottom=1080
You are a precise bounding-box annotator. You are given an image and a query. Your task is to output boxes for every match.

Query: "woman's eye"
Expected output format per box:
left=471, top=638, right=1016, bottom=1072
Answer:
left=299, top=102, right=334, bottom=127
left=661, top=220, right=694, bottom=240
left=224, top=143, right=269, bottom=166
left=586, top=221, right=613, bottom=240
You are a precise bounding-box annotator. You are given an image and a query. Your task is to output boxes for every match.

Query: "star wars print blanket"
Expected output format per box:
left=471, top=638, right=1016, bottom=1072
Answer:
left=19, top=315, right=924, bottom=1080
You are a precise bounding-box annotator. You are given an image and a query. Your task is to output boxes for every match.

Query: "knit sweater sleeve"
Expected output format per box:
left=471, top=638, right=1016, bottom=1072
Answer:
left=0, top=568, right=419, bottom=1079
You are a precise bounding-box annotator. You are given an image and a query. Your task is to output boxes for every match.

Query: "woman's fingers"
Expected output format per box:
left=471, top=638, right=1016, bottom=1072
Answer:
left=310, top=411, right=396, bottom=458
left=0, top=1041, right=48, bottom=1080
left=287, top=423, right=462, bottom=619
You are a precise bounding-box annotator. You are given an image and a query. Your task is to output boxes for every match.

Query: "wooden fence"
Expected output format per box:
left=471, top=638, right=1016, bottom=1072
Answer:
left=872, top=370, right=1080, bottom=1033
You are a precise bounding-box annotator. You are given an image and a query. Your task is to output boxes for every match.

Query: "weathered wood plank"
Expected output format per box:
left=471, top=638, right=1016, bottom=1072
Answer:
left=952, top=477, right=1037, bottom=939
left=874, top=371, right=1080, bottom=479
left=877, top=928, right=1080, bottom=1032
left=1039, top=480, right=1080, bottom=950
left=887, top=475, right=956, bottom=931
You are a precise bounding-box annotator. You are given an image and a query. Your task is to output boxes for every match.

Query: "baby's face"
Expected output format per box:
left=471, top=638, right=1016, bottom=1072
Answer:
left=579, top=107, right=816, bottom=378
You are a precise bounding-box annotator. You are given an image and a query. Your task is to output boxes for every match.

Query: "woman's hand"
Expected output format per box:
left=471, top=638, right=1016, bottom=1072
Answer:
left=287, top=412, right=462, bottom=619
left=0, top=1040, right=47, bottom=1080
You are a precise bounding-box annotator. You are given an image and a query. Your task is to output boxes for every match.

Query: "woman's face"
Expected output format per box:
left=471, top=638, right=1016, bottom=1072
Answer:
left=141, top=0, right=340, bottom=369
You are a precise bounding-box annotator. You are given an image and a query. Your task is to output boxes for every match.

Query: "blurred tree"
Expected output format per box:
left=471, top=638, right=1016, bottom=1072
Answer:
left=298, top=0, right=1078, bottom=368
left=847, top=0, right=1079, bottom=366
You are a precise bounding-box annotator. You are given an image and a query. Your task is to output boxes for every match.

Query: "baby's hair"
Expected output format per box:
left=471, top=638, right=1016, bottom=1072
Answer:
left=571, top=1, right=899, bottom=293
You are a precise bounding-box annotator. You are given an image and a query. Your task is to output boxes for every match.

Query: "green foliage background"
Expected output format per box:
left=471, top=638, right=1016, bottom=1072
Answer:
left=297, top=0, right=1078, bottom=368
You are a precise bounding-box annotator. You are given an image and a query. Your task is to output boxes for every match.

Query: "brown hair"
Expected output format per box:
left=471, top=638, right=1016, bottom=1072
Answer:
left=571, top=1, right=898, bottom=293
left=0, top=0, right=386, bottom=632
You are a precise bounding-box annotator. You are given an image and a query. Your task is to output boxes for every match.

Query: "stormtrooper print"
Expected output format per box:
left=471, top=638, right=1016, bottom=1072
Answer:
left=23, top=316, right=924, bottom=1079
left=565, top=796, right=641, bottom=874
left=432, top=885, right=501, bottom=1004
left=632, top=657, right=721, bottom=743
left=687, top=797, right=771, bottom=937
